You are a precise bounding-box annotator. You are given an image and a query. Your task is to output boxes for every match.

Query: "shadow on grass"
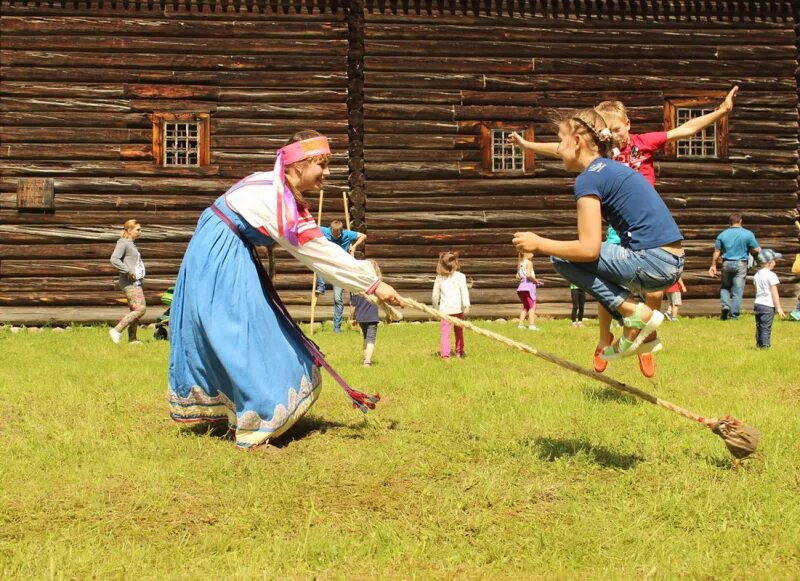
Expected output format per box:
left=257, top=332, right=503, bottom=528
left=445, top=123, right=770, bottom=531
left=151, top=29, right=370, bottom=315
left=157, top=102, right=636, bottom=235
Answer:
left=581, top=386, right=641, bottom=405
left=271, top=415, right=363, bottom=448
left=178, top=415, right=361, bottom=448
left=533, top=436, right=642, bottom=470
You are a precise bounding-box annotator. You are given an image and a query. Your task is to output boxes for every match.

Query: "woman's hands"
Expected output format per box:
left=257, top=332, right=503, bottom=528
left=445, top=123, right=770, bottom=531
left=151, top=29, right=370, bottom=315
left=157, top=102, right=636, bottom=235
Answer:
left=374, top=281, right=403, bottom=306
left=128, top=272, right=137, bottom=281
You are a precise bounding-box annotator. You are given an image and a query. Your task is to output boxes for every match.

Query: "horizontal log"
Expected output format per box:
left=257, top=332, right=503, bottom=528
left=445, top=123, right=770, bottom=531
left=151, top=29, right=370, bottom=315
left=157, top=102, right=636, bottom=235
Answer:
left=0, top=51, right=345, bottom=71
left=364, top=193, right=798, bottom=212
left=0, top=67, right=347, bottom=88
left=365, top=56, right=795, bottom=76
left=0, top=127, right=150, bottom=143
left=0, top=111, right=152, bottom=128
left=367, top=73, right=796, bottom=93
left=362, top=159, right=799, bottom=181
left=363, top=23, right=795, bottom=45
left=364, top=177, right=799, bottom=196
left=365, top=134, right=478, bottom=149
left=212, top=134, right=348, bottom=149
left=365, top=209, right=797, bottom=229
left=0, top=161, right=226, bottom=178
left=0, top=36, right=349, bottom=55
left=217, top=89, right=345, bottom=103
left=0, top=143, right=123, bottom=160
left=365, top=40, right=795, bottom=60
left=0, top=97, right=132, bottom=113
left=214, top=103, right=347, bottom=119
left=0, top=176, right=349, bottom=196
left=0, top=15, right=346, bottom=35
left=214, top=119, right=348, bottom=135
left=362, top=14, right=794, bottom=30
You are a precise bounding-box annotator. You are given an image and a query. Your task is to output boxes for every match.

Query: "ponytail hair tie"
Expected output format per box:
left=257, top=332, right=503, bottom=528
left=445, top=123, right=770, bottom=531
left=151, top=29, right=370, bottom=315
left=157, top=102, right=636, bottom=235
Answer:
left=598, top=127, right=613, bottom=140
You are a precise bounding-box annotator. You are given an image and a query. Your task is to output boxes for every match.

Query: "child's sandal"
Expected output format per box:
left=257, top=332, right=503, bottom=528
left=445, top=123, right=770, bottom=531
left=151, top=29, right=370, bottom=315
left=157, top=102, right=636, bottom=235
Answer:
left=601, top=303, right=664, bottom=361
left=623, top=303, right=664, bottom=354
left=600, top=336, right=634, bottom=361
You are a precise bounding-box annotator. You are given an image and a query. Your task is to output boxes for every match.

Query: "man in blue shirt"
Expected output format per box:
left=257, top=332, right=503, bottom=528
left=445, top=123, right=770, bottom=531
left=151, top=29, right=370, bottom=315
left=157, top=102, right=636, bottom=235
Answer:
left=315, top=219, right=367, bottom=332
left=708, top=213, right=760, bottom=320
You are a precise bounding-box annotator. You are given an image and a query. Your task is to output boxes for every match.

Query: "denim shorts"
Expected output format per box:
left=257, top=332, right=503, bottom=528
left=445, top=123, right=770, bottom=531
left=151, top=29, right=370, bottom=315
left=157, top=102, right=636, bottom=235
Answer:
left=552, top=242, right=684, bottom=323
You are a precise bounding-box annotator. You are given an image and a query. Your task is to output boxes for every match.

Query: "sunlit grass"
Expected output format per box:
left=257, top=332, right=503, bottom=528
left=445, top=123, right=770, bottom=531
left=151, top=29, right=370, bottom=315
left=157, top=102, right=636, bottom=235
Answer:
left=1, top=316, right=798, bottom=578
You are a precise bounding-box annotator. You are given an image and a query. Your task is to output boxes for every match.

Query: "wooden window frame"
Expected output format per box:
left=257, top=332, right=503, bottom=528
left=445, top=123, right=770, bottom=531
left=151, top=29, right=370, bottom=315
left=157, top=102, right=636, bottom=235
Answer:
left=151, top=112, right=211, bottom=167
left=480, top=122, right=535, bottom=174
left=663, top=92, right=728, bottom=158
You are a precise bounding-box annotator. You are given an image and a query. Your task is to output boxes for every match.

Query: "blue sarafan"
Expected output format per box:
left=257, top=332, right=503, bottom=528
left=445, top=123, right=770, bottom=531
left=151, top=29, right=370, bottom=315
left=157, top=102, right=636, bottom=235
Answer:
left=167, top=170, right=383, bottom=450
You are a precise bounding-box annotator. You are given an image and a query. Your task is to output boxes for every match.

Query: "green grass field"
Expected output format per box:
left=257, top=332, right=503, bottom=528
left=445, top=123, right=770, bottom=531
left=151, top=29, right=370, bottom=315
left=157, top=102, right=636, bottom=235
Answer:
left=1, top=316, right=798, bottom=579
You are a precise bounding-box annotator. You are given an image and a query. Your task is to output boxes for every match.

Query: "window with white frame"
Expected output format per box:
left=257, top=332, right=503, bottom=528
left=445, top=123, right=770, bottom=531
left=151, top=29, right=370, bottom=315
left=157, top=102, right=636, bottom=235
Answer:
left=151, top=112, right=211, bottom=168
left=491, top=129, right=524, bottom=172
left=163, top=120, right=200, bottom=166
left=675, top=106, right=717, bottom=157
left=479, top=123, right=534, bottom=174
left=663, top=93, right=728, bottom=159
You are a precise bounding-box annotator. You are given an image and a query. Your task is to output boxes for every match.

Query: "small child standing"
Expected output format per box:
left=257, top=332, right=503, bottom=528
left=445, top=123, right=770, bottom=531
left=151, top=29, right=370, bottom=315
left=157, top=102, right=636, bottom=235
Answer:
left=516, top=251, right=541, bottom=330
left=432, top=251, right=470, bottom=359
left=570, top=283, right=585, bottom=328
left=349, top=259, right=382, bottom=367
left=664, top=276, right=687, bottom=321
left=753, top=249, right=786, bottom=349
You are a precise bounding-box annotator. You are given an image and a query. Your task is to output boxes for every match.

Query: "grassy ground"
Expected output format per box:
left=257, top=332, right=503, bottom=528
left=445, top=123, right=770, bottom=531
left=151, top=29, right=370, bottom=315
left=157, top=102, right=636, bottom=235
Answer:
left=1, top=316, right=798, bottom=579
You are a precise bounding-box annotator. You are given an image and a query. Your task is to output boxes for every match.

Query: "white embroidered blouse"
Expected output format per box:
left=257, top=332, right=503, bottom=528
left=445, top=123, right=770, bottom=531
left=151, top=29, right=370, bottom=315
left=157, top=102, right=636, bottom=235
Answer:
left=225, top=172, right=380, bottom=294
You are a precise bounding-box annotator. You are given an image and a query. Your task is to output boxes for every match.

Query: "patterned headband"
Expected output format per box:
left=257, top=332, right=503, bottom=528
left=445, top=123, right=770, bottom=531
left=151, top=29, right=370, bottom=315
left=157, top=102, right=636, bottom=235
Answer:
left=273, top=135, right=331, bottom=246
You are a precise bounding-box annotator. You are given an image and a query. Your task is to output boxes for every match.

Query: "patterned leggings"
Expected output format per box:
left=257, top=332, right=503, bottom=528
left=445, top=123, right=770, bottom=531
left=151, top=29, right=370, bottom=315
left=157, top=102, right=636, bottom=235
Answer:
left=115, top=286, right=147, bottom=340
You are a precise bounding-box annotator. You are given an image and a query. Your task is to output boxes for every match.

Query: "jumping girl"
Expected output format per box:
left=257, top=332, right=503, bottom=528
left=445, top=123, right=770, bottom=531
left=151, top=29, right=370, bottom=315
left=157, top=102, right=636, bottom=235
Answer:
left=512, top=109, right=684, bottom=361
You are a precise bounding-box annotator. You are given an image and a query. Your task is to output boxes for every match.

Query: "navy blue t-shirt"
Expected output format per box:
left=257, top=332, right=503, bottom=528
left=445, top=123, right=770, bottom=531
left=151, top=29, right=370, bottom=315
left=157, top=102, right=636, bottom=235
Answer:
left=574, top=158, right=683, bottom=250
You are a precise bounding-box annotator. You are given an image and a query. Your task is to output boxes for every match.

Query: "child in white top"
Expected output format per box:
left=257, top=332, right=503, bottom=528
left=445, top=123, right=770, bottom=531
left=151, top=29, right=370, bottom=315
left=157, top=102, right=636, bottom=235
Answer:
left=753, top=249, right=786, bottom=349
left=432, top=251, right=470, bottom=359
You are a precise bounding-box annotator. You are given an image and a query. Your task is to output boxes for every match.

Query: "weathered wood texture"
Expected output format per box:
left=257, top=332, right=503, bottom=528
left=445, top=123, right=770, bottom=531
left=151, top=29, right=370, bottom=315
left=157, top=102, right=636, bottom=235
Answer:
left=1, top=0, right=799, bottom=320
left=0, top=3, right=355, bottom=311
left=361, top=5, right=800, bottom=309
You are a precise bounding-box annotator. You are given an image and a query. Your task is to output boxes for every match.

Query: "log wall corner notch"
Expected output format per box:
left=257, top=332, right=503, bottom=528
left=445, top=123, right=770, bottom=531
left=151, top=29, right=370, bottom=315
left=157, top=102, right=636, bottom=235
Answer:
left=16, top=178, right=55, bottom=213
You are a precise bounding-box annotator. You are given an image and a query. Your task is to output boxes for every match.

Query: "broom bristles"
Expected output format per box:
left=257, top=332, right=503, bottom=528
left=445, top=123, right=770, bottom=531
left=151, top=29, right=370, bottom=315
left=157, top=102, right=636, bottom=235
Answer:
left=709, top=416, right=760, bottom=459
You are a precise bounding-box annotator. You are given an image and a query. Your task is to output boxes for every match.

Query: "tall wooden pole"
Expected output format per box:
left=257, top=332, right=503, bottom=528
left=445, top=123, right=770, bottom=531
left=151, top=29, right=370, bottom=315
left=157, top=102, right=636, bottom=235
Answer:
left=343, top=190, right=352, bottom=231
left=309, top=189, right=324, bottom=335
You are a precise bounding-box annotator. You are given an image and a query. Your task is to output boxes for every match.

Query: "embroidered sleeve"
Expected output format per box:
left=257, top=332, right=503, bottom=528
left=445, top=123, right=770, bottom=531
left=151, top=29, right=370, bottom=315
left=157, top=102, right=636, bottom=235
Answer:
left=286, top=236, right=379, bottom=292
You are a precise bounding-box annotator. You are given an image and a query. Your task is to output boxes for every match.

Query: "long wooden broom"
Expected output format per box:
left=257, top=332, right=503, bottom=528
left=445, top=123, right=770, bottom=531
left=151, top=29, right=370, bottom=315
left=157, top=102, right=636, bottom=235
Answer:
left=386, top=295, right=760, bottom=462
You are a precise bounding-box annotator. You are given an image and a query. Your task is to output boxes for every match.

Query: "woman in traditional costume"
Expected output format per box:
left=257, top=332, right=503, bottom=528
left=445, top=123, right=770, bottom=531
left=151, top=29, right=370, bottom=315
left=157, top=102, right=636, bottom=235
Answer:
left=168, top=130, right=401, bottom=449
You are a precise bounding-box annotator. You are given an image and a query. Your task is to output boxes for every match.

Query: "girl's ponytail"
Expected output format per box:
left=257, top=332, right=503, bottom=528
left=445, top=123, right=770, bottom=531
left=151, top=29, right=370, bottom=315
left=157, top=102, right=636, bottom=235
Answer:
left=565, top=109, right=622, bottom=158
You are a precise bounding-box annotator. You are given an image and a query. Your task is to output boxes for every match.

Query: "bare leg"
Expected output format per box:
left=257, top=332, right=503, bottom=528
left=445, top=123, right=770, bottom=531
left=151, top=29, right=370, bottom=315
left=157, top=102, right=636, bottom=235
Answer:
left=518, top=309, right=527, bottom=326
left=528, top=307, right=536, bottom=326
left=364, top=340, right=375, bottom=363
left=597, top=304, right=614, bottom=347
left=644, top=291, right=663, bottom=341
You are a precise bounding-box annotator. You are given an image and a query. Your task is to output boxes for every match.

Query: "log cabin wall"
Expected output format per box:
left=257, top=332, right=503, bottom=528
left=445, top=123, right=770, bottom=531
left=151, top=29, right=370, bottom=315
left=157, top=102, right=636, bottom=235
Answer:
left=0, top=0, right=351, bottom=314
left=1, top=0, right=799, bottom=322
left=361, top=0, right=800, bottom=317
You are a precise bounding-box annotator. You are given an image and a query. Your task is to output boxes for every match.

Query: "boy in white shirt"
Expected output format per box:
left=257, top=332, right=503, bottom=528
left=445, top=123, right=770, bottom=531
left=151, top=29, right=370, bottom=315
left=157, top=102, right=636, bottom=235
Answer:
left=753, top=249, right=786, bottom=349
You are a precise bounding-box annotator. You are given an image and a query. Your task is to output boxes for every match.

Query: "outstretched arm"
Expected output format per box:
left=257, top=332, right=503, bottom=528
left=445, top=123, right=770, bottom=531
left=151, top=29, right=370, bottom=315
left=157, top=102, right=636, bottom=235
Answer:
left=666, top=86, right=738, bottom=142
left=510, top=132, right=561, bottom=158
